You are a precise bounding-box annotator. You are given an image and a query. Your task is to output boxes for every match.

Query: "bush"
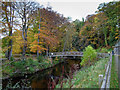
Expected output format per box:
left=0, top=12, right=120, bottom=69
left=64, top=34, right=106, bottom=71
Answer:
left=80, top=45, right=97, bottom=66
left=10, top=56, right=14, bottom=61
left=13, top=61, right=26, bottom=72
left=100, top=48, right=108, bottom=53
left=96, top=47, right=101, bottom=52
left=27, top=58, right=34, bottom=66
left=37, top=56, right=44, bottom=63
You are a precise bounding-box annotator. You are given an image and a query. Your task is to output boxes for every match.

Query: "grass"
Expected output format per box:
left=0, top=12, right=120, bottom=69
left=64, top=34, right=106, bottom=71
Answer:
left=110, top=56, right=119, bottom=89
left=2, top=56, right=64, bottom=78
left=56, top=57, right=109, bottom=88
left=0, top=53, right=5, bottom=58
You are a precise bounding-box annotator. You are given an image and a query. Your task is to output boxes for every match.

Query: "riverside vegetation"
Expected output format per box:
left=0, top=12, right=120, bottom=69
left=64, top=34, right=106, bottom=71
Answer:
left=55, top=45, right=110, bottom=88
left=2, top=56, right=63, bottom=78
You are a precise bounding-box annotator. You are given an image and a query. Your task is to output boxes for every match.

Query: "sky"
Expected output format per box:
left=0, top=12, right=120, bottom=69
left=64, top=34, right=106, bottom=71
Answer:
left=35, top=0, right=118, bottom=21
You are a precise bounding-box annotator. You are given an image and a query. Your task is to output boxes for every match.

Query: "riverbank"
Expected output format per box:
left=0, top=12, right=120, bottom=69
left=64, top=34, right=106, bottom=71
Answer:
left=2, top=58, right=81, bottom=89
left=56, top=57, right=109, bottom=88
left=2, top=56, right=64, bottom=79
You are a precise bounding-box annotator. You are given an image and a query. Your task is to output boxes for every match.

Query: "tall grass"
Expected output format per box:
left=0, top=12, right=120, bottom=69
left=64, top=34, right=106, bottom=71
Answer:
left=110, top=56, right=119, bottom=88
left=56, top=57, right=109, bottom=88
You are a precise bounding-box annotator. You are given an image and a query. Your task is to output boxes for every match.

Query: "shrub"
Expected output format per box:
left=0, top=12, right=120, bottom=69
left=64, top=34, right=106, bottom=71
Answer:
left=37, top=56, right=44, bottom=63
left=27, top=58, right=34, bottom=66
left=13, top=61, right=26, bottom=72
left=96, top=47, right=101, bottom=52
left=10, top=56, right=14, bottom=61
left=100, top=48, right=108, bottom=53
left=80, top=45, right=97, bottom=66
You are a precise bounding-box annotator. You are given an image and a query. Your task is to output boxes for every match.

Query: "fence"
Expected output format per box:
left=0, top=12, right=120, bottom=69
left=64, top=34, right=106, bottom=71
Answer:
left=99, top=53, right=112, bottom=89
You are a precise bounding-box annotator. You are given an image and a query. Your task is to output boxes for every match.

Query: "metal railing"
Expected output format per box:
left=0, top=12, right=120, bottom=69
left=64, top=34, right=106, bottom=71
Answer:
left=49, top=51, right=83, bottom=57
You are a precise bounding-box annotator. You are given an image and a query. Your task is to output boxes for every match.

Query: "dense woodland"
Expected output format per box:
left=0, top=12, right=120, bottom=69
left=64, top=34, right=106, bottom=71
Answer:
left=1, top=1, right=120, bottom=60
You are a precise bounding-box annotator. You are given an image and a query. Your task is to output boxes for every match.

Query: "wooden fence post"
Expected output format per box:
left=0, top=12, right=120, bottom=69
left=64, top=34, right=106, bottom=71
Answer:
left=105, top=64, right=107, bottom=71
left=99, top=74, right=103, bottom=87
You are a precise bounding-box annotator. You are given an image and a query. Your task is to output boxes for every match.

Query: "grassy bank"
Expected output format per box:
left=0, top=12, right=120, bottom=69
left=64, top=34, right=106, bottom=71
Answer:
left=2, top=56, right=64, bottom=78
left=110, top=56, right=119, bottom=88
left=56, top=57, right=109, bottom=88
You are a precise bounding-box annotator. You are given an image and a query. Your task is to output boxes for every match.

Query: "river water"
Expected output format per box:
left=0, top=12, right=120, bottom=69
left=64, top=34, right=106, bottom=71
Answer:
left=2, top=59, right=81, bottom=89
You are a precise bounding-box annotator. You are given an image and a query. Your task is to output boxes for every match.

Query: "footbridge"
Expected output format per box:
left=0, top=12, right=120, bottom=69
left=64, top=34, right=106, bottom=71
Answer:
left=49, top=51, right=83, bottom=58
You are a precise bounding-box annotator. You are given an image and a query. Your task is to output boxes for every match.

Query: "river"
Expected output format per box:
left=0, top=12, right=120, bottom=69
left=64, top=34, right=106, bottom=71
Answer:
left=2, top=59, right=81, bottom=89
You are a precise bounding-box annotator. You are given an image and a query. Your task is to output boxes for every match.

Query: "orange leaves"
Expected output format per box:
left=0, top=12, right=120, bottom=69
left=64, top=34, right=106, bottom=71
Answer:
left=114, top=29, right=119, bottom=40
left=36, top=28, right=59, bottom=46
left=29, top=40, right=47, bottom=53
left=30, top=45, right=45, bottom=53
left=31, top=40, right=43, bottom=45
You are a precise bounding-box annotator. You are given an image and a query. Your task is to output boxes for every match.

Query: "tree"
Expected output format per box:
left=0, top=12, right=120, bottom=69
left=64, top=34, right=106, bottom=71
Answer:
left=13, top=2, right=40, bottom=60
left=72, top=19, right=84, bottom=51
left=30, top=6, right=68, bottom=55
left=62, top=23, right=76, bottom=51
left=97, top=1, right=120, bottom=46
left=1, top=2, right=15, bottom=60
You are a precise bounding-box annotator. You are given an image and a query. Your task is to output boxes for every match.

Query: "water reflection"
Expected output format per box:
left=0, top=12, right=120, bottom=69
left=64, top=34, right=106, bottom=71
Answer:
left=3, top=59, right=81, bottom=89
left=30, top=59, right=80, bottom=88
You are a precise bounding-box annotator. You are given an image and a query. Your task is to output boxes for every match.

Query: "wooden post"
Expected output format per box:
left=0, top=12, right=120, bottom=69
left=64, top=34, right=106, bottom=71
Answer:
left=105, top=64, right=107, bottom=71
left=99, top=74, right=103, bottom=87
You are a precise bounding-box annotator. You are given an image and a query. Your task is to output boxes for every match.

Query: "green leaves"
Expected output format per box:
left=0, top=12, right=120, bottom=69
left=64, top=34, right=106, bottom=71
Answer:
left=81, top=45, right=97, bottom=66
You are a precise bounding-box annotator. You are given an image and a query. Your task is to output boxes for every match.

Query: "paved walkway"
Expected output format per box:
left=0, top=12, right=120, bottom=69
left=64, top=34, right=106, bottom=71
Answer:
left=114, top=55, right=120, bottom=88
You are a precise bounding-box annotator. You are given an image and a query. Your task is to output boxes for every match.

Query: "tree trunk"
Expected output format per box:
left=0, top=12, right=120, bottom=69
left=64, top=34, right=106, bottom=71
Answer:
left=104, top=33, right=108, bottom=47
left=37, top=8, right=41, bottom=59
left=37, top=29, right=40, bottom=58
left=46, top=45, right=49, bottom=57
left=22, top=24, right=26, bottom=60
left=7, top=3, right=13, bottom=60
left=8, top=28, right=12, bottom=60
left=22, top=6, right=27, bottom=60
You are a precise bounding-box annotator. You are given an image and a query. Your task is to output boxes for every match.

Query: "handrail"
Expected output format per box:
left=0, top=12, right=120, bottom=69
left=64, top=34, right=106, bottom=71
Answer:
left=49, top=51, right=83, bottom=56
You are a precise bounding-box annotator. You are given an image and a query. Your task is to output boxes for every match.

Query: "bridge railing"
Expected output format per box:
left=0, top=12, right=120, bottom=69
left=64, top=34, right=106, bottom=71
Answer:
left=49, top=51, right=83, bottom=56
left=97, top=53, right=110, bottom=58
left=49, top=52, right=110, bottom=58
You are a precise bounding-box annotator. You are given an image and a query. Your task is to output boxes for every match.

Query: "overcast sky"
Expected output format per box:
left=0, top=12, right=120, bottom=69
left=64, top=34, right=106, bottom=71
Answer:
left=35, top=0, right=118, bottom=21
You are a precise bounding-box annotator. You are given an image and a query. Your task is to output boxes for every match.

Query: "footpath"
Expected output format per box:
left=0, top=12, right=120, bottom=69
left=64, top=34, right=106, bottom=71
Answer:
left=114, top=55, right=120, bottom=88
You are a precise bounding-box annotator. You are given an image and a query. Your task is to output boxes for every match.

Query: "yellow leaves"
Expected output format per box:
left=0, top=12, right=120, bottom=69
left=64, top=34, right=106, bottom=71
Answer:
left=12, top=30, right=24, bottom=54
left=29, top=40, right=47, bottom=53
left=2, top=46, right=9, bottom=53
left=30, top=44, right=47, bottom=53
left=31, top=40, right=43, bottom=45
left=115, top=29, right=119, bottom=40
left=94, top=17, right=99, bottom=23
left=115, top=36, right=119, bottom=39
left=115, top=33, right=119, bottom=35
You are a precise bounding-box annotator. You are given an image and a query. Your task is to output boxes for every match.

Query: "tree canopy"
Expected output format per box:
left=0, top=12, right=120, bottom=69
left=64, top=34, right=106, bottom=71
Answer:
left=1, top=1, right=120, bottom=58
